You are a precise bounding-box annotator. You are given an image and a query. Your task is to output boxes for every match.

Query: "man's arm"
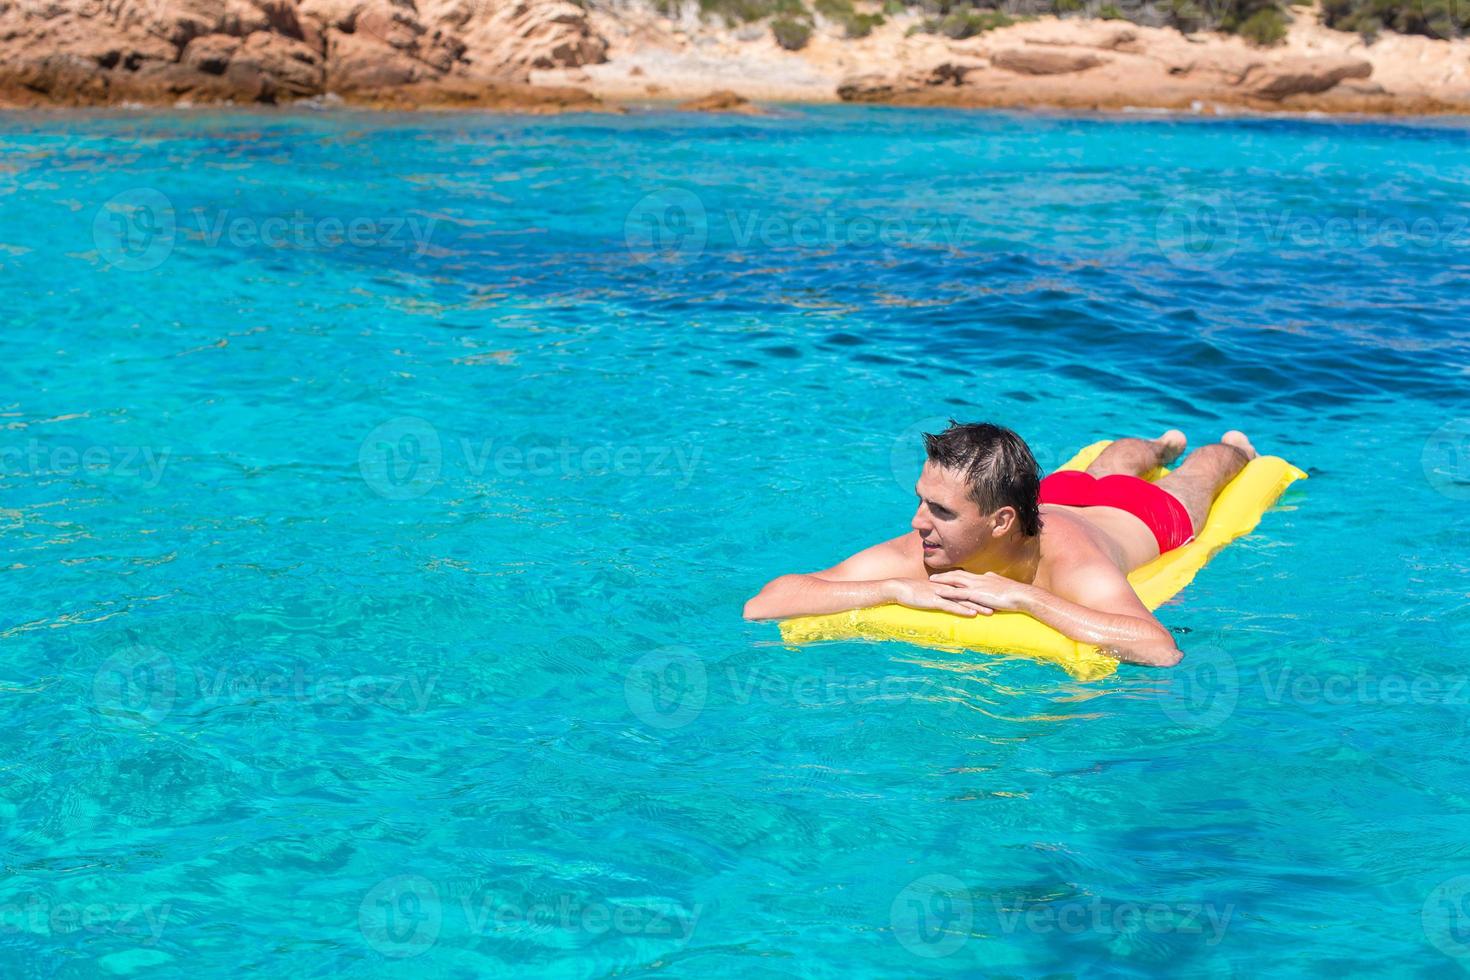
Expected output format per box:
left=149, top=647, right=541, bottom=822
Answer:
left=743, top=533, right=981, bottom=621
left=929, top=566, right=1183, bottom=667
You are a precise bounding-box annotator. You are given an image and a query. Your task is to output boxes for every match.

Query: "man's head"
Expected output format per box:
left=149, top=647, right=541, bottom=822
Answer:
left=912, top=421, right=1042, bottom=570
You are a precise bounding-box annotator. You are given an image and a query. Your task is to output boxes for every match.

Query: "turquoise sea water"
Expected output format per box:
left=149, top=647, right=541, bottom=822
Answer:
left=2, top=105, right=1469, bottom=975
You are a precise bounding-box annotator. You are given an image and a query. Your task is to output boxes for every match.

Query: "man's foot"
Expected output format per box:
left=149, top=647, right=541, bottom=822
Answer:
left=1221, top=430, right=1258, bottom=461
left=1155, top=429, right=1187, bottom=466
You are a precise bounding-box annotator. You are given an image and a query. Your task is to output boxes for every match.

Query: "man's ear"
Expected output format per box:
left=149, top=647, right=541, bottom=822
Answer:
left=990, top=506, right=1018, bottom=537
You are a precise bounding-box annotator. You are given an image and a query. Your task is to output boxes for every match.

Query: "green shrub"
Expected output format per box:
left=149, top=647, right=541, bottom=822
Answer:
left=913, top=0, right=1008, bottom=15
left=772, top=15, right=814, bottom=47
left=1234, top=6, right=1288, bottom=42
left=702, top=0, right=1463, bottom=44
left=1354, top=15, right=1386, bottom=39
left=922, top=9, right=1013, bottom=36
left=1164, top=0, right=1208, bottom=31
left=814, top=0, right=886, bottom=35
left=1323, top=0, right=1468, bottom=38
left=699, top=0, right=804, bottom=23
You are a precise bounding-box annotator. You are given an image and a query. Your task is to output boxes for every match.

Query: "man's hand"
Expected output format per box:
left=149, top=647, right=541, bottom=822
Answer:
left=928, top=570, right=1036, bottom=616
left=935, top=567, right=1181, bottom=668
left=889, top=579, right=985, bottom=617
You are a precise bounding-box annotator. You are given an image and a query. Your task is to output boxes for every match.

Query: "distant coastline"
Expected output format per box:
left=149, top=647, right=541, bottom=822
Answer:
left=2, top=1, right=1468, bottom=118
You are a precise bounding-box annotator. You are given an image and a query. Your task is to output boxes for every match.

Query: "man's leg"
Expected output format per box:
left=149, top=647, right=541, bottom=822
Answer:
left=1155, top=431, right=1257, bottom=533
left=1085, top=429, right=1187, bottom=478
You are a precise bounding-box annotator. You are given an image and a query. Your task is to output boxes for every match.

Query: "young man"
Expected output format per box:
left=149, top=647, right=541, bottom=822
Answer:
left=743, top=422, right=1258, bottom=667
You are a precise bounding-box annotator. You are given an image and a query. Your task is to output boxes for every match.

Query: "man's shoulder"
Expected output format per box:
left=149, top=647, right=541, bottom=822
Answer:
left=869, top=531, right=926, bottom=572
left=820, top=531, right=925, bottom=581
left=877, top=530, right=921, bottom=554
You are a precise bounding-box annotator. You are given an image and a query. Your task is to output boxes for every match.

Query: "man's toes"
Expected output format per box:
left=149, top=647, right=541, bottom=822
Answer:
left=1221, top=430, right=1258, bottom=460
left=1156, top=429, right=1187, bottom=464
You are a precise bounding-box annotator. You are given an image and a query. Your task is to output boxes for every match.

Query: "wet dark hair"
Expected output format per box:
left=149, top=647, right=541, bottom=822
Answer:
left=922, top=421, right=1042, bottom=536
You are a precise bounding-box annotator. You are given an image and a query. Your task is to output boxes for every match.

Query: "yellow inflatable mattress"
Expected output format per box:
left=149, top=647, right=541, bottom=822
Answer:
left=778, top=440, right=1307, bottom=680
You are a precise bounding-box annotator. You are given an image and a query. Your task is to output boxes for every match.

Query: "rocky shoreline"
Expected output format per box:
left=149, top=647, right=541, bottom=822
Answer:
left=818, top=20, right=1469, bottom=117
left=0, top=0, right=612, bottom=110
left=2, top=1, right=1469, bottom=117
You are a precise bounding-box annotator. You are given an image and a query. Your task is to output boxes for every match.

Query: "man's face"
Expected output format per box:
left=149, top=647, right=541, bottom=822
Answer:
left=912, top=461, right=999, bottom=571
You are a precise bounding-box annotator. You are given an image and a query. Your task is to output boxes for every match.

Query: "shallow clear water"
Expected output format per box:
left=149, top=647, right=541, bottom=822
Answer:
left=1, top=105, right=1469, bottom=976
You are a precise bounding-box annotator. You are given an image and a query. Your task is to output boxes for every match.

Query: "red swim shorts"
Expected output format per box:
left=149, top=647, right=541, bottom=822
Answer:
left=1038, top=470, right=1196, bottom=554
